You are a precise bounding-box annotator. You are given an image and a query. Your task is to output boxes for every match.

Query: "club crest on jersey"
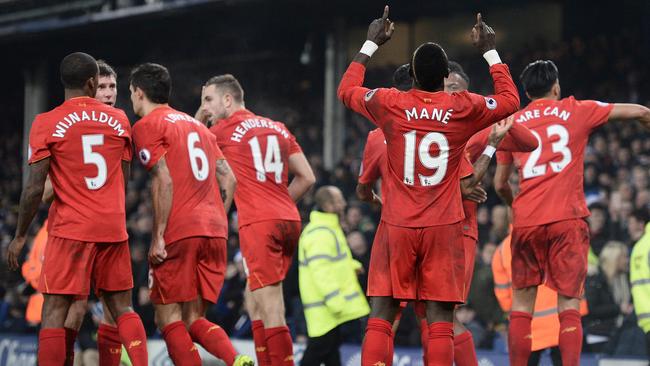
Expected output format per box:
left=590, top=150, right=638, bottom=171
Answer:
left=139, top=149, right=151, bottom=165
left=485, top=97, right=497, bottom=110
left=365, top=89, right=378, bottom=101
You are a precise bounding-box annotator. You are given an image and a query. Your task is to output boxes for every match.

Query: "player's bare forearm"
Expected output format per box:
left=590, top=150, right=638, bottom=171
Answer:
left=151, top=159, right=173, bottom=240
left=15, top=159, right=50, bottom=239
left=216, top=159, right=236, bottom=213
left=610, top=103, right=650, bottom=128
left=468, top=154, right=492, bottom=188
left=494, top=163, right=514, bottom=206
left=42, top=175, right=54, bottom=204
left=288, top=153, right=316, bottom=202
left=121, top=160, right=131, bottom=192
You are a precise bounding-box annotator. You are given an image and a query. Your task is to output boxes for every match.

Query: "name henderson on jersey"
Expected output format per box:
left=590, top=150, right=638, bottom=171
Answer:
left=230, top=117, right=290, bottom=142
left=51, top=110, right=127, bottom=138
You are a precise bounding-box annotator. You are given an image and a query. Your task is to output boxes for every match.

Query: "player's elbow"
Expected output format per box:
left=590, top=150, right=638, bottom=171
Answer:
left=303, top=170, right=316, bottom=189
left=494, top=180, right=510, bottom=197
left=356, top=183, right=372, bottom=202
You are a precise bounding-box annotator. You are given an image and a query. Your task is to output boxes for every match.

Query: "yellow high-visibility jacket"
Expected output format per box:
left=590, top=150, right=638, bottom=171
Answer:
left=298, top=211, right=370, bottom=337
left=631, top=223, right=650, bottom=333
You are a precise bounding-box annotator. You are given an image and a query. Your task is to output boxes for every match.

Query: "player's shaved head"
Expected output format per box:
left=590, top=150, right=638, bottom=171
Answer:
left=60, top=52, right=98, bottom=90
left=392, top=64, right=413, bottom=91
left=97, top=59, right=117, bottom=79
left=410, top=42, right=449, bottom=92
left=129, top=63, right=171, bottom=104
left=205, top=74, right=244, bottom=104
left=520, top=60, right=559, bottom=99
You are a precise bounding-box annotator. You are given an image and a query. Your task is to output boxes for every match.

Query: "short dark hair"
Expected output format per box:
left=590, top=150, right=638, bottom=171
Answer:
left=448, top=60, right=470, bottom=86
left=410, top=42, right=449, bottom=92
left=129, top=63, right=171, bottom=104
left=205, top=74, right=244, bottom=104
left=97, top=59, right=117, bottom=79
left=392, top=64, right=413, bottom=91
left=520, top=60, right=559, bottom=99
left=631, top=208, right=650, bottom=224
left=60, top=52, right=98, bottom=89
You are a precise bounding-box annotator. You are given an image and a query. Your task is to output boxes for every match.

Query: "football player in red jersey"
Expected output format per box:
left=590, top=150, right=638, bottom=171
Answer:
left=6, top=52, right=148, bottom=366
left=358, top=61, right=536, bottom=366
left=130, top=63, right=252, bottom=366
left=199, top=74, right=315, bottom=366
left=338, top=7, right=520, bottom=365
left=58, top=59, right=128, bottom=366
left=494, top=60, right=650, bottom=366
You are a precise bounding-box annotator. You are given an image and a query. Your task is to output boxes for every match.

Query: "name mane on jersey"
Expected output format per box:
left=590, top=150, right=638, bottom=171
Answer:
left=404, top=107, right=453, bottom=124
left=52, top=110, right=125, bottom=138
left=231, top=118, right=289, bottom=142
left=516, top=106, right=571, bottom=123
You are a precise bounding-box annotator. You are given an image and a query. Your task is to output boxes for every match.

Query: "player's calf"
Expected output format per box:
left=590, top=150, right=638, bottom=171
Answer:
left=39, top=294, right=75, bottom=366
left=102, top=290, right=148, bottom=366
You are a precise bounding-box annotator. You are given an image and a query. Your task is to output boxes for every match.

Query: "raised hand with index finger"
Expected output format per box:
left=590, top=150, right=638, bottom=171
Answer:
left=366, top=5, right=395, bottom=46
left=471, top=13, right=496, bottom=54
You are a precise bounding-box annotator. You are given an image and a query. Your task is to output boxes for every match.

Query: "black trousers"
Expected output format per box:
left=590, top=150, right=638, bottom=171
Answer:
left=528, top=347, right=562, bottom=366
left=301, top=326, right=342, bottom=366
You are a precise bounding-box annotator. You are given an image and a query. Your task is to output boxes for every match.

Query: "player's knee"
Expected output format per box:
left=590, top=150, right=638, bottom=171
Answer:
left=369, top=297, right=400, bottom=321
left=42, top=295, right=74, bottom=328
left=424, top=301, right=455, bottom=323
left=557, top=294, right=581, bottom=312
left=64, top=302, right=87, bottom=331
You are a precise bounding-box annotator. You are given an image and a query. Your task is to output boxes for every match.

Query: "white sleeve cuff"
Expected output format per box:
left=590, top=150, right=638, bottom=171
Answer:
left=483, top=50, right=502, bottom=67
left=482, top=145, right=497, bottom=158
left=360, top=41, right=379, bottom=57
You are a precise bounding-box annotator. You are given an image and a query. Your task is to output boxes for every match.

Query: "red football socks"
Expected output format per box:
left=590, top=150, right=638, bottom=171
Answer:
left=162, top=321, right=201, bottom=366
left=189, top=318, right=237, bottom=366
left=426, top=322, right=454, bottom=366
left=419, top=318, right=429, bottom=364
left=361, top=318, right=392, bottom=366
left=265, top=326, right=294, bottom=366
left=64, top=327, right=78, bottom=366
left=39, top=328, right=66, bottom=366
left=252, top=320, right=272, bottom=366
left=559, top=309, right=582, bottom=366
left=508, top=311, right=532, bottom=366
left=453, top=330, right=478, bottom=366
left=116, top=312, right=149, bottom=366
left=98, top=323, right=123, bottom=366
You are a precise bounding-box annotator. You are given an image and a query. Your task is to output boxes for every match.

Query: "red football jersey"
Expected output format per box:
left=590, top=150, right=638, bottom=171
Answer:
left=359, top=128, right=388, bottom=197
left=28, top=97, right=131, bottom=242
left=210, top=109, right=302, bottom=227
left=497, top=97, right=613, bottom=227
left=133, top=106, right=228, bottom=243
left=461, top=121, right=538, bottom=240
left=339, top=62, right=519, bottom=227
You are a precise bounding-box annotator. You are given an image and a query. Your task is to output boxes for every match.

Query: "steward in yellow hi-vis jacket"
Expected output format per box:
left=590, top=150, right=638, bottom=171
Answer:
left=631, top=221, right=650, bottom=357
left=299, top=186, right=370, bottom=366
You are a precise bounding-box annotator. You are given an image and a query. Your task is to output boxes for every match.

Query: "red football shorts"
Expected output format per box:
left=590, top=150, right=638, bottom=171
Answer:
left=511, top=218, right=590, bottom=298
left=240, top=220, right=301, bottom=291
left=40, top=236, right=133, bottom=297
left=150, top=236, right=226, bottom=305
left=367, top=220, right=465, bottom=303
left=462, top=235, right=477, bottom=301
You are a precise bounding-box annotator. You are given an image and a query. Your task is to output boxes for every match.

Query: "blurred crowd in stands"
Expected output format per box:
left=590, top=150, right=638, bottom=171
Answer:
left=1, top=30, right=649, bottom=359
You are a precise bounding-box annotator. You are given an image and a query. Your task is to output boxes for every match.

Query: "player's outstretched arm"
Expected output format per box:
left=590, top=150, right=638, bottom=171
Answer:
left=288, top=152, right=316, bottom=203
left=609, top=103, right=650, bottom=128
left=337, top=6, right=394, bottom=120
left=150, top=158, right=173, bottom=265
left=498, top=116, right=538, bottom=153
left=494, top=162, right=515, bottom=206
left=216, top=158, right=236, bottom=213
left=6, top=158, right=50, bottom=270
left=356, top=182, right=382, bottom=206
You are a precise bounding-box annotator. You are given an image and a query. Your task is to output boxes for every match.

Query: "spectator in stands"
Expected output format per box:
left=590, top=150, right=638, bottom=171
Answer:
left=631, top=208, right=650, bottom=361
left=584, top=241, right=634, bottom=353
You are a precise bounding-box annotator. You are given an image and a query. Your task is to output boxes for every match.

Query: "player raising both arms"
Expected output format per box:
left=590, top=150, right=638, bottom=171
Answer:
left=339, top=7, right=519, bottom=366
left=130, top=63, right=251, bottom=366
left=200, top=74, right=315, bottom=366
left=358, top=61, right=536, bottom=366
left=5, top=52, right=148, bottom=366
left=494, top=60, right=650, bottom=366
